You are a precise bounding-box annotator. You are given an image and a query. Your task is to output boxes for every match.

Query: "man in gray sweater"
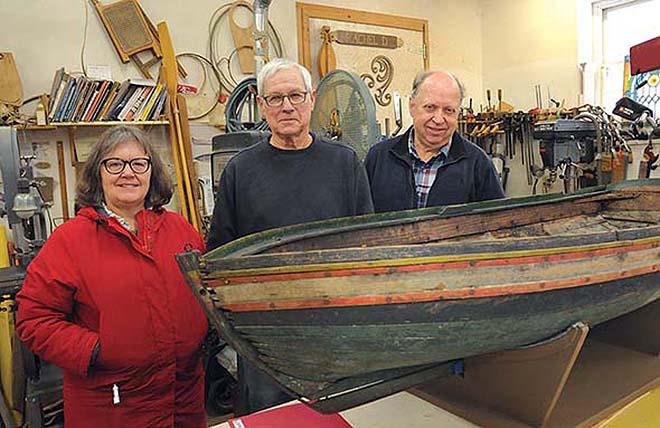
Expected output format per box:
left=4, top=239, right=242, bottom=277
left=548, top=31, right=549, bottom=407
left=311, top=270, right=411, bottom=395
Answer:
left=206, top=58, right=373, bottom=415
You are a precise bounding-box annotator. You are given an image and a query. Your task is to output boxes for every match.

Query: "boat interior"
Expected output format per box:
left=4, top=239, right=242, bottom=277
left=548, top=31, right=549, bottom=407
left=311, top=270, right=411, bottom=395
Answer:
left=201, top=184, right=660, bottom=275
left=263, top=185, right=660, bottom=254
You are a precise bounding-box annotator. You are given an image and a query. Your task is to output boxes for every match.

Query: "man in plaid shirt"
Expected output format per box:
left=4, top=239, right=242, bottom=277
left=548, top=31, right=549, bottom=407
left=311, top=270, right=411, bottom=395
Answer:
left=365, top=70, right=504, bottom=212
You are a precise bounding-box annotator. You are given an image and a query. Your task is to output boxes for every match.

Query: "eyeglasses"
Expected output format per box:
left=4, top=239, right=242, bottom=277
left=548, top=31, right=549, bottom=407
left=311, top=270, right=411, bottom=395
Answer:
left=261, top=91, right=308, bottom=107
left=101, top=157, right=151, bottom=175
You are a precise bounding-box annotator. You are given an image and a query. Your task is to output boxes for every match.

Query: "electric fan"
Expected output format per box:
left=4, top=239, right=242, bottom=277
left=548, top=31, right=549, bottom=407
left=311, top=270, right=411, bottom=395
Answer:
left=311, top=70, right=380, bottom=160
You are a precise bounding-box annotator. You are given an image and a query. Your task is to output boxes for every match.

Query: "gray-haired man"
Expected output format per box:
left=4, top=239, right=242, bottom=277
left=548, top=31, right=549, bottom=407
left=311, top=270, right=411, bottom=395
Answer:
left=206, top=58, right=373, bottom=414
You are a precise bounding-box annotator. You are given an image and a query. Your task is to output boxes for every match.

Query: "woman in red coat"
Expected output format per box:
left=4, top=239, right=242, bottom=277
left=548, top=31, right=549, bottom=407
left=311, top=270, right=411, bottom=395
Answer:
left=16, top=125, right=208, bottom=427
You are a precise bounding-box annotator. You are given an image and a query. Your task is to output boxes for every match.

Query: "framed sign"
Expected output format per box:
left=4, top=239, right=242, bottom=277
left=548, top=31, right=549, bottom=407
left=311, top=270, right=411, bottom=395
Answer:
left=296, top=3, right=429, bottom=133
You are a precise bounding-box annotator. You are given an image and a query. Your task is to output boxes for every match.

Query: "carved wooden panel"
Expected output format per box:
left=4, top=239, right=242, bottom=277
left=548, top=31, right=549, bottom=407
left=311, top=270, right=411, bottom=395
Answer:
left=297, top=3, right=429, bottom=134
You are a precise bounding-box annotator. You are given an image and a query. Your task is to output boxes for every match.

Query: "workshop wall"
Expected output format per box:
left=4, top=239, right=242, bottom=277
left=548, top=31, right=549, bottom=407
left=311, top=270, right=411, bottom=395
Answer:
left=480, top=0, right=580, bottom=111
left=301, top=0, right=484, bottom=102
left=0, top=0, right=578, bottom=114
left=0, top=0, right=484, bottom=110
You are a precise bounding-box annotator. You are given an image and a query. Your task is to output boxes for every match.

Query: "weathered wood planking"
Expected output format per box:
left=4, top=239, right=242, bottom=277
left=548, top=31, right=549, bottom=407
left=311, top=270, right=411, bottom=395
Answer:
left=607, top=192, right=660, bottom=211
left=205, top=225, right=660, bottom=274
left=601, top=210, right=660, bottom=224
left=265, top=200, right=603, bottom=253
left=213, top=243, right=658, bottom=309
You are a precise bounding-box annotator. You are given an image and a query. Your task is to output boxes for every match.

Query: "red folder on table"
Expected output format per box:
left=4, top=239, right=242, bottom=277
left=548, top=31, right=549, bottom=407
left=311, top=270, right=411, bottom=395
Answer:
left=228, top=402, right=352, bottom=428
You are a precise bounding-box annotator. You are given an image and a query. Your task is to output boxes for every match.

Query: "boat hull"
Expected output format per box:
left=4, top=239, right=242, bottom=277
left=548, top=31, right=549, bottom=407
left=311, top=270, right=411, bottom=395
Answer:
left=176, top=179, right=660, bottom=410
left=231, top=273, right=659, bottom=387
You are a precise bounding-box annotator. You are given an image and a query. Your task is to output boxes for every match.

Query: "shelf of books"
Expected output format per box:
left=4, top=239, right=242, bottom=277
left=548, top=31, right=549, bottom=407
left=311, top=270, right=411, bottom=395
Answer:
left=46, top=68, right=169, bottom=125
left=22, top=121, right=168, bottom=131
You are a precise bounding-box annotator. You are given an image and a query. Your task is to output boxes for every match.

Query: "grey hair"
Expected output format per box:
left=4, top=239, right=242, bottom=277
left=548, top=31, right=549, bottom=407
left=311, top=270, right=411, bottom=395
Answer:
left=75, top=125, right=173, bottom=210
left=257, top=58, right=313, bottom=95
left=411, top=70, right=466, bottom=101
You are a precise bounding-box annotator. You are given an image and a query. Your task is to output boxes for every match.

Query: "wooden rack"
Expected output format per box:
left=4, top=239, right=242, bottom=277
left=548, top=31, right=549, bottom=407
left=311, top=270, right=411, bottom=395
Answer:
left=410, top=300, right=659, bottom=427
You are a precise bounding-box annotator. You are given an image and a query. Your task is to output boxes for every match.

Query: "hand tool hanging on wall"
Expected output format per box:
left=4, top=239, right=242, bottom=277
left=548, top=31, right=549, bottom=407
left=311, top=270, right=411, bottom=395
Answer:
left=391, top=91, right=403, bottom=136
left=158, top=21, right=202, bottom=232
left=534, top=84, right=543, bottom=109
left=522, top=113, right=535, bottom=186
left=56, top=141, right=70, bottom=221
left=547, top=87, right=560, bottom=108
left=639, top=141, right=659, bottom=179
left=486, top=89, right=492, bottom=113
left=503, top=115, right=513, bottom=160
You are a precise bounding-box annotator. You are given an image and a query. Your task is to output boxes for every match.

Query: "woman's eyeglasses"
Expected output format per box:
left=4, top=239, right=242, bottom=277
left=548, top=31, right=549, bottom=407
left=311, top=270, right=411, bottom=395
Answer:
left=261, top=91, right=308, bottom=107
left=101, top=157, right=151, bottom=175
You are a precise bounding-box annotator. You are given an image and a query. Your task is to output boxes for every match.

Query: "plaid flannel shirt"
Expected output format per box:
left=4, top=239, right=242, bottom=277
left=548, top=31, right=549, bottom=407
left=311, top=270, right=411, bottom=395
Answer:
left=408, top=130, right=451, bottom=208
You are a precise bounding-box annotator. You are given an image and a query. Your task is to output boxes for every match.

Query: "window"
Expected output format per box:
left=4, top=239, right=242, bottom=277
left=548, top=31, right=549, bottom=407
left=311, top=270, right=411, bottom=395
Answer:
left=578, top=0, right=660, bottom=114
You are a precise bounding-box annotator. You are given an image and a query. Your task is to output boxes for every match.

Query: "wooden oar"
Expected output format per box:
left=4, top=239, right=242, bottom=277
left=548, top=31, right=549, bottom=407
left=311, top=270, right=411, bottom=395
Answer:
left=157, top=22, right=188, bottom=222
left=158, top=22, right=201, bottom=231
left=317, top=26, right=336, bottom=78
left=177, top=94, right=202, bottom=219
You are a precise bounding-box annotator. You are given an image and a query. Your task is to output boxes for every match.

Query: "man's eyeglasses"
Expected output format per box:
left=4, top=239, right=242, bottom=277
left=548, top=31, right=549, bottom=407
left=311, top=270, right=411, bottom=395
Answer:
left=101, top=157, right=151, bottom=175
left=261, top=91, right=308, bottom=107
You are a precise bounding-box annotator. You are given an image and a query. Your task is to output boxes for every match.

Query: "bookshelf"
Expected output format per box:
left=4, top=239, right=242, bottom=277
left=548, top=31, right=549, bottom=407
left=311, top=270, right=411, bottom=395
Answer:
left=22, top=120, right=168, bottom=131
left=47, top=67, right=168, bottom=125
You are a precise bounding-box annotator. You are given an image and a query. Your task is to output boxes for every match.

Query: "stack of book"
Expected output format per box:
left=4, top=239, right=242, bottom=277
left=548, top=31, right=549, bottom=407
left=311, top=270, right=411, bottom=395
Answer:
left=47, top=68, right=168, bottom=123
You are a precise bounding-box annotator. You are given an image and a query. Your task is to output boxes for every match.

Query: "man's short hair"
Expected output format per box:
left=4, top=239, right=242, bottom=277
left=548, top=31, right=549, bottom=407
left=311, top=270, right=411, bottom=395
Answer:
left=257, top=58, right=313, bottom=95
left=410, top=70, right=466, bottom=102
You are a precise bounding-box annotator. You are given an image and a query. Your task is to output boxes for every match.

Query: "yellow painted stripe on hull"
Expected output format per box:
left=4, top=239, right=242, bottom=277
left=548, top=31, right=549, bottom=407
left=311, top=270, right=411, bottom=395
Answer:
left=208, top=236, right=660, bottom=279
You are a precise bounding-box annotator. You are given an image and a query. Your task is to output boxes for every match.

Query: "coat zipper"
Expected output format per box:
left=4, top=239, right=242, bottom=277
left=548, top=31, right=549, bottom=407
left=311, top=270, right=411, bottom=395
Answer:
left=112, top=383, right=120, bottom=405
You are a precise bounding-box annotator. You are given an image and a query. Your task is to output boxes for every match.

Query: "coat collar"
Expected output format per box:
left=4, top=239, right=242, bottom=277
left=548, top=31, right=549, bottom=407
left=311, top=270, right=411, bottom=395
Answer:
left=390, top=126, right=468, bottom=166
left=78, top=206, right=165, bottom=253
left=78, top=207, right=165, bottom=236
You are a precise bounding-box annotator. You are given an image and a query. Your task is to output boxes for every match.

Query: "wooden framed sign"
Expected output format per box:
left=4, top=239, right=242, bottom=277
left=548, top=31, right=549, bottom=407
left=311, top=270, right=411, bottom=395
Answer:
left=296, top=2, right=429, bottom=133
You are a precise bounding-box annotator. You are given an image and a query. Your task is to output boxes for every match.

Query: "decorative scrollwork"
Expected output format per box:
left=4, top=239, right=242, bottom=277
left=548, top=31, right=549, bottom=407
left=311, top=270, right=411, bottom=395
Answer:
left=360, top=55, right=394, bottom=107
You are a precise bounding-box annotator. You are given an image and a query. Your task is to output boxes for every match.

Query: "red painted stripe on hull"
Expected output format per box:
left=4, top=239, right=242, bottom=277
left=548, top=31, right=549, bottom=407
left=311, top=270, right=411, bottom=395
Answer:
left=222, top=264, right=660, bottom=312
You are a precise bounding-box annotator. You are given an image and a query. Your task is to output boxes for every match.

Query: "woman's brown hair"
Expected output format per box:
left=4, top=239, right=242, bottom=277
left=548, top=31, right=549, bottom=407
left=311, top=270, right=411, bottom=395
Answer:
left=75, top=125, right=173, bottom=209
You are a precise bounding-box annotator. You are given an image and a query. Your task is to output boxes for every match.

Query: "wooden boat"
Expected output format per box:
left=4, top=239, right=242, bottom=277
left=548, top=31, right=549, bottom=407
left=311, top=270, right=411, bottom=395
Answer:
left=177, top=179, right=660, bottom=413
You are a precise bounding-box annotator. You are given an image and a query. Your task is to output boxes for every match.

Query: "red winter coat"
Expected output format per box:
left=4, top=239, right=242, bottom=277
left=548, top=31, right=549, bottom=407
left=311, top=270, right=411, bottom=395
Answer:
left=16, top=207, right=208, bottom=428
